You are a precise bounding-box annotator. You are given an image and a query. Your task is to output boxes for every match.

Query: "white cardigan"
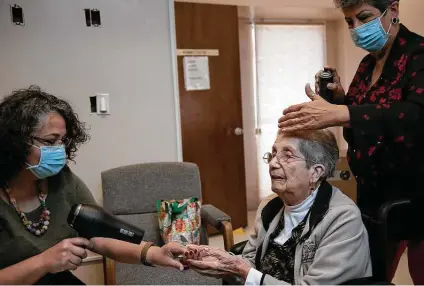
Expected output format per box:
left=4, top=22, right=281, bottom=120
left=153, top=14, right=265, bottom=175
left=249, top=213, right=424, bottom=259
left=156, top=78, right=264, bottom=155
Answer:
left=245, top=189, right=318, bottom=285
left=242, top=186, right=372, bottom=285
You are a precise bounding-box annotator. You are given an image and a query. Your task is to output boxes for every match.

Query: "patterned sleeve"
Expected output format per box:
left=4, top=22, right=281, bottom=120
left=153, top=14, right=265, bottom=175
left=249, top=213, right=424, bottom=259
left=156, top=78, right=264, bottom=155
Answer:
left=347, top=45, right=424, bottom=144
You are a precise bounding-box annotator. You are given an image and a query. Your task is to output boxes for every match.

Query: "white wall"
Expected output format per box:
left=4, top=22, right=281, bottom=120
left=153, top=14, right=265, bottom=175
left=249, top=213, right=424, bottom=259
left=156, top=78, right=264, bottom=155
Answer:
left=0, top=0, right=181, bottom=204
left=400, top=0, right=424, bottom=35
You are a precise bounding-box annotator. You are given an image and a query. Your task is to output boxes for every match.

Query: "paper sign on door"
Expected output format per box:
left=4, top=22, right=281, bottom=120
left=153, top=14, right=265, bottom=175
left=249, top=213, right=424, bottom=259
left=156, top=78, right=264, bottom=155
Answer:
left=183, top=56, right=210, bottom=91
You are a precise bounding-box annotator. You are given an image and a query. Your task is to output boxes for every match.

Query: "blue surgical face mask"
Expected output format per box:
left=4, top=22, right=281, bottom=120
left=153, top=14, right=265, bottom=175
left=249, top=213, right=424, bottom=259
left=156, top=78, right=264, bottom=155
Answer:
left=27, top=145, right=67, bottom=179
left=350, top=10, right=393, bottom=53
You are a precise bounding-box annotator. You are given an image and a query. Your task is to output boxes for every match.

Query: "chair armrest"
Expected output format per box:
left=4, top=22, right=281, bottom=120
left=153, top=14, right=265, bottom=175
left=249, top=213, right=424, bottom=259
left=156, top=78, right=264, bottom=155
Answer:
left=103, top=257, right=116, bottom=285
left=230, top=240, right=248, bottom=255
left=378, top=199, right=411, bottom=222
left=201, top=204, right=231, bottom=227
left=377, top=198, right=422, bottom=241
left=201, top=204, right=234, bottom=251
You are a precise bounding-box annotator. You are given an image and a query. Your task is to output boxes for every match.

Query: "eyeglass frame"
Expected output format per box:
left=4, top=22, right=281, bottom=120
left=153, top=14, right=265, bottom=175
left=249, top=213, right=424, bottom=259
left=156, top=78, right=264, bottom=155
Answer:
left=32, top=136, right=70, bottom=147
left=262, top=151, right=317, bottom=166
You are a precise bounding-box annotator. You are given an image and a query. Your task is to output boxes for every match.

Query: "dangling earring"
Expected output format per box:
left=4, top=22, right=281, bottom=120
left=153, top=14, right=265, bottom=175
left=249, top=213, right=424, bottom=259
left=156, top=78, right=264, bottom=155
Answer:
left=391, top=17, right=399, bottom=25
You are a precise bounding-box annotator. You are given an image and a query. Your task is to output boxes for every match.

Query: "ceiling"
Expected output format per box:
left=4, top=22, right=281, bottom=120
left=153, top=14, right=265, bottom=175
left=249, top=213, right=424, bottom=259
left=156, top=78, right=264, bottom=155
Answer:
left=175, top=0, right=344, bottom=21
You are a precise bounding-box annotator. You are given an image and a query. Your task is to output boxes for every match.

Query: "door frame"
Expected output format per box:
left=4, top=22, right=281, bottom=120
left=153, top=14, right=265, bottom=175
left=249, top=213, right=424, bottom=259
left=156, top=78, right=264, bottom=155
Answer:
left=169, top=0, right=183, bottom=162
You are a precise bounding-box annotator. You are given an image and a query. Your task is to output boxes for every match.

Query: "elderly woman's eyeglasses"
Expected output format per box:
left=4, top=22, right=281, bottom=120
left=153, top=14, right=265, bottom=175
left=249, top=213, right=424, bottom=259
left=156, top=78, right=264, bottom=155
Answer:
left=263, top=152, right=315, bottom=165
left=32, top=136, right=70, bottom=147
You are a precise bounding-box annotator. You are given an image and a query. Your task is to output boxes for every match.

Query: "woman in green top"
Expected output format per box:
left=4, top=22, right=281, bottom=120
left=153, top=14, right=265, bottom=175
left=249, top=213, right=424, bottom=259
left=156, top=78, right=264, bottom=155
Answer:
left=0, top=86, right=186, bottom=284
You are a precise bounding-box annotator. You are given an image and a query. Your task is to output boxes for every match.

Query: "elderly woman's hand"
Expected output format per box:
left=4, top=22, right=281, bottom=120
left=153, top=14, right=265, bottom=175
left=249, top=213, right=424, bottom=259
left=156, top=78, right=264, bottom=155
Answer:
left=183, top=245, right=251, bottom=280
left=278, top=84, right=350, bottom=132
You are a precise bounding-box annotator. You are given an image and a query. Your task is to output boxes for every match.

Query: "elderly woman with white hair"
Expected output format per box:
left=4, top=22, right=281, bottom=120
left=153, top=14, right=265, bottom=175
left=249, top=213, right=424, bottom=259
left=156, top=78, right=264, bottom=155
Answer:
left=184, top=129, right=372, bottom=285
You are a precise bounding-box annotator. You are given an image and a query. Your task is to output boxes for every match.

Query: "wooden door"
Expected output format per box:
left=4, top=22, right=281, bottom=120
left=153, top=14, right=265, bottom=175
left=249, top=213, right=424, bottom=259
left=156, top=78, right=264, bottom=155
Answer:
left=329, top=157, right=357, bottom=202
left=175, top=2, right=248, bottom=230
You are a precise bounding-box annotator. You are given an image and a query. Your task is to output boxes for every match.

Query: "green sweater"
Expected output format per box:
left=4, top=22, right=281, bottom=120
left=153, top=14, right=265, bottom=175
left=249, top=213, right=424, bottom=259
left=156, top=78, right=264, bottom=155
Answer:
left=0, top=167, right=96, bottom=270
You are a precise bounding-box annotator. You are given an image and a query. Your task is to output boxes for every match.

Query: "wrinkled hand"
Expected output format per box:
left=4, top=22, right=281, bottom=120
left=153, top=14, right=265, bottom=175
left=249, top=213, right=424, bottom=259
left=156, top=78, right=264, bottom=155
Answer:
left=40, top=238, right=92, bottom=273
left=315, top=67, right=345, bottom=101
left=278, top=84, right=349, bottom=132
left=184, top=245, right=251, bottom=279
left=146, top=242, right=186, bottom=271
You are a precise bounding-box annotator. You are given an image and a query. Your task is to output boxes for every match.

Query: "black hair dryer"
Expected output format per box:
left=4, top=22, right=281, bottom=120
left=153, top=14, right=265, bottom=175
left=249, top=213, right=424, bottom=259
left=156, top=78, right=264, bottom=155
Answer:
left=67, top=204, right=145, bottom=244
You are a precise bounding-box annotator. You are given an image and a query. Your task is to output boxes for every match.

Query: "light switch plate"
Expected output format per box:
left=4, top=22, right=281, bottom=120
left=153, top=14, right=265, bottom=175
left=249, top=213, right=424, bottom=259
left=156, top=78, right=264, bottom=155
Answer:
left=96, top=93, right=110, bottom=115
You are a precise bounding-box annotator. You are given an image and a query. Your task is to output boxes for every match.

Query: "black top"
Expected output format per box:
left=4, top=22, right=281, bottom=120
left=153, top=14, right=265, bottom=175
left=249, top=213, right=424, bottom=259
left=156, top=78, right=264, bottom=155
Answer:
left=344, top=24, right=424, bottom=213
left=260, top=210, right=308, bottom=285
left=0, top=167, right=96, bottom=284
left=254, top=181, right=333, bottom=285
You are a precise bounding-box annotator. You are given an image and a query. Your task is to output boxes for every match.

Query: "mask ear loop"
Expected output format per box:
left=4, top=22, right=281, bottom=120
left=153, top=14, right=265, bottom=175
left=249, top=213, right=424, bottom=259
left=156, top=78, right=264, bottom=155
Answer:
left=379, top=9, right=394, bottom=35
left=25, top=144, right=42, bottom=168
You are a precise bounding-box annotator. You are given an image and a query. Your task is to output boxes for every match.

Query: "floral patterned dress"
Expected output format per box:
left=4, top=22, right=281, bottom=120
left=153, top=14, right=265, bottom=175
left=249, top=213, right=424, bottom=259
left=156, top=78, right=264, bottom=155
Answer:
left=344, top=24, right=424, bottom=214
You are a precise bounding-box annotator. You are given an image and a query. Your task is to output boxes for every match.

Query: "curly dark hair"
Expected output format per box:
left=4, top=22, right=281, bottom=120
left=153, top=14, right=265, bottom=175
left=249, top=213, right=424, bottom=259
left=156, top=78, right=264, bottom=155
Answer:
left=0, top=85, right=89, bottom=185
left=334, top=0, right=399, bottom=13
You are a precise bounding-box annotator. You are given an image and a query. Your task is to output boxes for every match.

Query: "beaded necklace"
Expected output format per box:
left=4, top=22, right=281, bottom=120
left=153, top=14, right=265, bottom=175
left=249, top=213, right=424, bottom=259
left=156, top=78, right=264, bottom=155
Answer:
left=4, top=182, right=51, bottom=236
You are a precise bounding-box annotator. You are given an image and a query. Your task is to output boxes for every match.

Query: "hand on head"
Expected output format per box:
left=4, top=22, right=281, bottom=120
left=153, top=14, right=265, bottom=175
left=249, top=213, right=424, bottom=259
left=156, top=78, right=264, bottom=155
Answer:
left=278, top=83, right=343, bottom=132
left=278, top=68, right=350, bottom=132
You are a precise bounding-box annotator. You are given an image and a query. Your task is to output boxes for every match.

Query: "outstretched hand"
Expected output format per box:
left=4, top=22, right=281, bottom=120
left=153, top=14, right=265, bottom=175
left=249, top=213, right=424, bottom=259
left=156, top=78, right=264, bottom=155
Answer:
left=183, top=245, right=251, bottom=280
left=147, top=242, right=186, bottom=271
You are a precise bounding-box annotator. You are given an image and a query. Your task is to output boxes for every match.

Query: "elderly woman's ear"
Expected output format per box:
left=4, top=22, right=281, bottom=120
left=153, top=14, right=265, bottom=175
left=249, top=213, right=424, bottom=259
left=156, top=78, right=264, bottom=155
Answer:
left=309, top=164, right=326, bottom=186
